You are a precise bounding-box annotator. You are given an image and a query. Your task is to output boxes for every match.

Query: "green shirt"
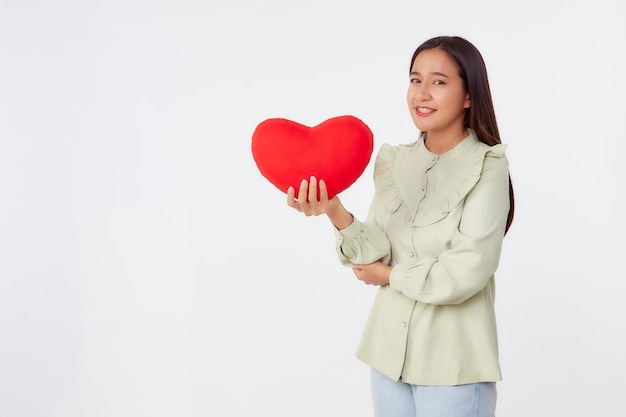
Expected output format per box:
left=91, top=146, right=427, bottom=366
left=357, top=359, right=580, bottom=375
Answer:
left=335, top=131, right=510, bottom=386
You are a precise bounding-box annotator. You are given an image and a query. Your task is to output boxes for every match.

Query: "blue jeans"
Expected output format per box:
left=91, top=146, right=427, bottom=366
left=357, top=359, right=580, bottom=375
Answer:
left=370, top=368, right=497, bottom=417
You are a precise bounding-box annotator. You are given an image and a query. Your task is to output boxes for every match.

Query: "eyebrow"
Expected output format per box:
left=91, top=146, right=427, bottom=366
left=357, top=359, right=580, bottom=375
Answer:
left=410, top=71, right=450, bottom=78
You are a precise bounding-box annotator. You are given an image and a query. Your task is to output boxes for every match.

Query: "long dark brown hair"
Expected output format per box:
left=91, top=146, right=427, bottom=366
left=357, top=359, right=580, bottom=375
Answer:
left=410, top=36, right=515, bottom=234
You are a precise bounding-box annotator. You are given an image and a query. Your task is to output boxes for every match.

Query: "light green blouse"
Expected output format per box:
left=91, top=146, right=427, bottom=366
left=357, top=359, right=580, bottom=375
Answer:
left=334, top=130, right=510, bottom=386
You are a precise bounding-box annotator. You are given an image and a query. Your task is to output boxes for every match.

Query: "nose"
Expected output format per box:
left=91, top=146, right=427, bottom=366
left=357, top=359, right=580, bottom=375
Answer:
left=410, top=84, right=431, bottom=103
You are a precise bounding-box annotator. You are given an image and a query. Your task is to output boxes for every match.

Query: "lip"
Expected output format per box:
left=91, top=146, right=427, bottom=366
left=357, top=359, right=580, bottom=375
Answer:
left=415, top=106, right=436, bottom=117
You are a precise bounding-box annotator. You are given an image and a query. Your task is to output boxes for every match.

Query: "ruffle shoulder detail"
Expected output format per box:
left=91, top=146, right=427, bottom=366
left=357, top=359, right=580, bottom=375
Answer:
left=373, top=141, right=507, bottom=226
left=372, top=143, right=406, bottom=214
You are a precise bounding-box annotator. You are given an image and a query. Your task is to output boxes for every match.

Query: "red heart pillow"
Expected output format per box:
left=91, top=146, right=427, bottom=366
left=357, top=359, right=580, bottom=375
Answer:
left=251, top=115, right=374, bottom=200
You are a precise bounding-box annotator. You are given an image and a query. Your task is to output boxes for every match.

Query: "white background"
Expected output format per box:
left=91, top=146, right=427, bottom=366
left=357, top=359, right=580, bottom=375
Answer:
left=1, top=0, right=624, bottom=416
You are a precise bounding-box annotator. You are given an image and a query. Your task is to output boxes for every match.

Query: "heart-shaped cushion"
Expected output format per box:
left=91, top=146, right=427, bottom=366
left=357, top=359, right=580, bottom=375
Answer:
left=251, top=115, right=374, bottom=199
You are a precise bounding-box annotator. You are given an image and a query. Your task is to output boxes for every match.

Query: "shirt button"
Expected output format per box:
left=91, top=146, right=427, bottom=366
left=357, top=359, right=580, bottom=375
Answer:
left=402, top=322, right=407, bottom=327
left=421, top=186, right=425, bottom=191
left=409, top=252, right=415, bottom=258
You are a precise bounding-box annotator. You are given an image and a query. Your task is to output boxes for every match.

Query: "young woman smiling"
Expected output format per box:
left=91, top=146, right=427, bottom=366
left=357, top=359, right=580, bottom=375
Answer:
left=287, top=35, right=515, bottom=417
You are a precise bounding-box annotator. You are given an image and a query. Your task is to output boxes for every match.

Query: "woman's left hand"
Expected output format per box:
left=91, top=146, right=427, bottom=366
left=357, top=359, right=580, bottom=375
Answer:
left=352, top=262, right=392, bottom=286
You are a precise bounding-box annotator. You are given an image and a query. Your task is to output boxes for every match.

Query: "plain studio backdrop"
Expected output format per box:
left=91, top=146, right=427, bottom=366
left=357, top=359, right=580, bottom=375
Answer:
left=1, top=0, right=624, bottom=416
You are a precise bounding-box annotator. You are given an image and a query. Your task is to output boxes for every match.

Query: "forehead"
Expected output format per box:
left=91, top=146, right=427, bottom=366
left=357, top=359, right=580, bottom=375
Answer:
left=411, top=48, right=460, bottom=74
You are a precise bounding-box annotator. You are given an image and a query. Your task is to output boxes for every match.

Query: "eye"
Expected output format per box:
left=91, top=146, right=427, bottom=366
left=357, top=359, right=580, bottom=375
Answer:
left=433, top=80, right=445, bottom=85
left=410, top=78, right=421, bottom=84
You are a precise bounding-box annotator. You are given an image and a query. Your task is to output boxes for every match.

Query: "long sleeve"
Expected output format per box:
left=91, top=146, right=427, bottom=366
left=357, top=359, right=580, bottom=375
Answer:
left=334, top=194, right=391, bottom=267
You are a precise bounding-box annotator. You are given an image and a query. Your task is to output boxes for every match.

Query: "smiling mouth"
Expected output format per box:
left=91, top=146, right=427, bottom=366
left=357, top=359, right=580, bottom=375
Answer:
left=416, top=107, right=435, bottom=115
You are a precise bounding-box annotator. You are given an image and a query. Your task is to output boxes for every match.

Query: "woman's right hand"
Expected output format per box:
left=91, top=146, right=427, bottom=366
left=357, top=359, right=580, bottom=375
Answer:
left=287, top=176, right=338, bottom=217
left=287, top=176, right=354, bottom=230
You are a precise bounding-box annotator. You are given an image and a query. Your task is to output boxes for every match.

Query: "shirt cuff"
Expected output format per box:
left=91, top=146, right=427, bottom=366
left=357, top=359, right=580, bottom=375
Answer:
left=334, top=217, right=362, bottom=246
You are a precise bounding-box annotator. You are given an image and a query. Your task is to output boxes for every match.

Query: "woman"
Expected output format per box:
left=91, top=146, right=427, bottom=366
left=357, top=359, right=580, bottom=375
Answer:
left=287, top=35, right=514, bottom=417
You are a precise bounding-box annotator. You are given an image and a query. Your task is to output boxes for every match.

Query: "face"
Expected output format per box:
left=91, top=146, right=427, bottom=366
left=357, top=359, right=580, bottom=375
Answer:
left=407, top=48, right=470, bottom=139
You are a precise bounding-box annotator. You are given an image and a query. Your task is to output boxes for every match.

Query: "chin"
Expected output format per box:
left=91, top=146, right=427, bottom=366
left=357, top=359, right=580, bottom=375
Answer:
left=413, top=122, right=431, bottom=133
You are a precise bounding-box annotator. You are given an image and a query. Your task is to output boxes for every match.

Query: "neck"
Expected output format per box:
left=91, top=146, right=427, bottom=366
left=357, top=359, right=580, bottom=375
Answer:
left=424, top=128, right=468, bottom=154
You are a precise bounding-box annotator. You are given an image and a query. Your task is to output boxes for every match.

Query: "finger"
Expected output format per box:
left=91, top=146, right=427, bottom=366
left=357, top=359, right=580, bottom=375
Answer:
left=308, top=176, right=318, bottom=203
left=287, top=186, right=300, bottom=210
left=319, top=179, right=329, bottom=202
left=354, top=272, right=371, bottom=285
left=297, top=179, right=309, bottom=202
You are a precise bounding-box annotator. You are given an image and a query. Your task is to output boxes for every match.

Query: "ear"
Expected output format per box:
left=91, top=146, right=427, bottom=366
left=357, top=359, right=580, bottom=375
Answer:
left=464, top=93, right=471, bottom=109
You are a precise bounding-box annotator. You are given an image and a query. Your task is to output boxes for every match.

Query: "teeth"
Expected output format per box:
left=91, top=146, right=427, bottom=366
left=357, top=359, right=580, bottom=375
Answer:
left=417, top=107, right=434, bottom=113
